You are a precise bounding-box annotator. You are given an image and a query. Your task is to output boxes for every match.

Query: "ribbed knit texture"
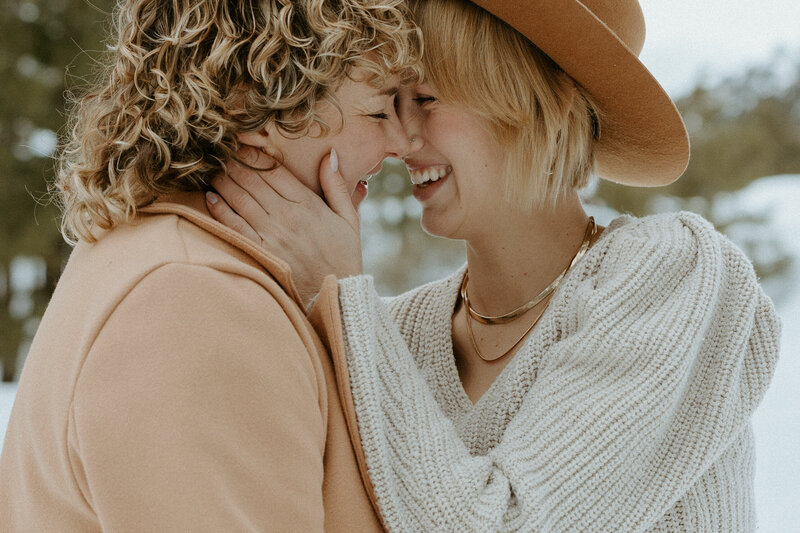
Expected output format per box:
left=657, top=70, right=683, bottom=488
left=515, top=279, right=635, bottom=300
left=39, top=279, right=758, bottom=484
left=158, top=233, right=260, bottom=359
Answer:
left=338, top=212, right=780, bottom=532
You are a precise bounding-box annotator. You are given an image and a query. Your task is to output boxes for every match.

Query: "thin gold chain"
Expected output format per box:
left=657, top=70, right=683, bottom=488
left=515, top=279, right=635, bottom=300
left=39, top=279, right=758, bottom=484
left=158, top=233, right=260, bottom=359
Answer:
left=461, top=276, right=549, bottom=362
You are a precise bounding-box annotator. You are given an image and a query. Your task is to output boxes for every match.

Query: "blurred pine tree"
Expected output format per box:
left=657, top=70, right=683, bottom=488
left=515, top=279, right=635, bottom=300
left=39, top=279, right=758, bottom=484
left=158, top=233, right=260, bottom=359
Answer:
left=598, top=54, right=800, bottom=212
left=0, top=2, right=797, bottom=380
left=0, top=0, right=114, bottom=380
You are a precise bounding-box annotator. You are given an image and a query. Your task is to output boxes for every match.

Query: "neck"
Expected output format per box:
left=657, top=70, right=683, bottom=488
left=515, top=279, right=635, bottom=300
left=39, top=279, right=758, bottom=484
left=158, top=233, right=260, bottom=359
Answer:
left=464, top=192, right=590, bottom=316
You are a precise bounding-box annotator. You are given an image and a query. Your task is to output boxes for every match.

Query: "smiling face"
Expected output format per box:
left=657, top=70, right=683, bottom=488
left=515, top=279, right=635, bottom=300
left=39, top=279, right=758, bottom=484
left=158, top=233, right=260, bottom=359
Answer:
left=398, top=83, right=507, bottom=239
left=266, top=69, right=412, bottom=207
left=397, top=0, right=599, bottom=240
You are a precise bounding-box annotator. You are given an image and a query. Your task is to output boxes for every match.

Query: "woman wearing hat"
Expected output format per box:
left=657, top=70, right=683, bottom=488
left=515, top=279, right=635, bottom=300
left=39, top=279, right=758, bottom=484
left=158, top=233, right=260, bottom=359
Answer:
left=208, top=0, right=780, bottom=530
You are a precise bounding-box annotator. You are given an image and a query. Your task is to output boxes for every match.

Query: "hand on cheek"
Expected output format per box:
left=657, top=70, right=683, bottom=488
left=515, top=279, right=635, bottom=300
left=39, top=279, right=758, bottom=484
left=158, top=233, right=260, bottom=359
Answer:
left=319, top=149, right=361, bottom=232
left=207, top=148, right=364, bottom=303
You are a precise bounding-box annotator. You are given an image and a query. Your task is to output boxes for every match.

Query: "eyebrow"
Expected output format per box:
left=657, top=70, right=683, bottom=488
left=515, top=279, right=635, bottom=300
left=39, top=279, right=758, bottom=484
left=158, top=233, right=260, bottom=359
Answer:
left=378, top=86, right=400, bottom=97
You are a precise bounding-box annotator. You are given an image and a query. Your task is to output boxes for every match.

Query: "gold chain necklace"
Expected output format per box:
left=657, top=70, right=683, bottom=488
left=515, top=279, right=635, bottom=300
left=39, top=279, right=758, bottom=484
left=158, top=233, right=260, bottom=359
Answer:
left=460, top=217, right=596, bottom=361
left=461, top=281, right=549, bottom=362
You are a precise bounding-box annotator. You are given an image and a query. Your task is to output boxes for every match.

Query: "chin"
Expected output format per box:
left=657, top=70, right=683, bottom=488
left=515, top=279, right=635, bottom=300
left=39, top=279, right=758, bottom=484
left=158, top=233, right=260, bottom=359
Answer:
left=419, top=213, right=458, bottom=240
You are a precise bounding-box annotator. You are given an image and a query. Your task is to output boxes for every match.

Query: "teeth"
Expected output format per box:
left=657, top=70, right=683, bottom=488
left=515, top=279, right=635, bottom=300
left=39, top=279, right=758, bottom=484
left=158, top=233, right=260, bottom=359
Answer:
left=409, top=166, right=450, bottom=185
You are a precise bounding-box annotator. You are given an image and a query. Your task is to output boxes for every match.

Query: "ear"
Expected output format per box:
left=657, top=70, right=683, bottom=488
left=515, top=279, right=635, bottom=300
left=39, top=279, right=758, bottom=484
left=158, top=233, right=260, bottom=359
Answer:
left=237, top=128, right=270, bottom=150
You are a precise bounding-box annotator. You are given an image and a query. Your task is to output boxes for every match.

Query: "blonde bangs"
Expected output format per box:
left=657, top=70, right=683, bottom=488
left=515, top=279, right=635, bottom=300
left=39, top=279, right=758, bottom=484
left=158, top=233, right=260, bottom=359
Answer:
left=409, top=0, right=599, bottom=210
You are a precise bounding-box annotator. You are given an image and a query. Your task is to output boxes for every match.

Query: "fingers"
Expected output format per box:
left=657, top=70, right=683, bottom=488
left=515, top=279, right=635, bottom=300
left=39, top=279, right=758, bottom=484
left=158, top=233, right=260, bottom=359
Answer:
left=205, top=191, right=261, bottom=245
left=319, top=150, right=360, bottom=232
left=210, top=169, right=275, bottom=232
left=230, top=145, right=333, bottom=216
left=226, top=146, right=287, bottom=204
left=234, top=145, right=320, bottom=204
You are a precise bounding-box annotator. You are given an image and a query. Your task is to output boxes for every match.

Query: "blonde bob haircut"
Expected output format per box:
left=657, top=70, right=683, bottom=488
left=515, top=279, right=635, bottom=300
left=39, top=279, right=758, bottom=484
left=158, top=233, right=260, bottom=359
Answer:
left=56, top=0, right=422, bottom=243
left=409, top=0, right=600, bottom=209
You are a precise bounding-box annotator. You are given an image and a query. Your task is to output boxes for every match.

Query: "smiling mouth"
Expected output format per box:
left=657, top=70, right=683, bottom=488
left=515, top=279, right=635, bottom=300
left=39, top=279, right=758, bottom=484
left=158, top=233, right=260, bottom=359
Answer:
left=409, top=165, right=451, bottom=186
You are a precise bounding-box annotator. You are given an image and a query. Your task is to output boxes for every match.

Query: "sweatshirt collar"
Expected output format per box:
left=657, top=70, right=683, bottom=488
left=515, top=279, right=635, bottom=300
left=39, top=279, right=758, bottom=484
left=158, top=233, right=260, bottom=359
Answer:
left=140, top=191, right=304, bottom=307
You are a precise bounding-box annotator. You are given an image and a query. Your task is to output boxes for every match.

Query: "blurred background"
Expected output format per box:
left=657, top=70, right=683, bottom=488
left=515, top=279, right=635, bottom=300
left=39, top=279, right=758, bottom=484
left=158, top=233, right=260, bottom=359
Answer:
left=0, top=0, right=798, bottom=529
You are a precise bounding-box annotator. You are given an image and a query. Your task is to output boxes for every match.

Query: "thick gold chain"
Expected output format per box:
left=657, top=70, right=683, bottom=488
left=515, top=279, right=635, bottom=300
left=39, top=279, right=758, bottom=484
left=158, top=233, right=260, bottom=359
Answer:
left=461, top=217, right=596, bottom=361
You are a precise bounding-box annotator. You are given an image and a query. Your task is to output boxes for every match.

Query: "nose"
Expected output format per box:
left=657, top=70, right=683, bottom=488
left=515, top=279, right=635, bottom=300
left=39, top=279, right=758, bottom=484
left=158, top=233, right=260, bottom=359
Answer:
left=385, top=114, right=420, bottom=159
left=396, top=92, right=424, bottom=157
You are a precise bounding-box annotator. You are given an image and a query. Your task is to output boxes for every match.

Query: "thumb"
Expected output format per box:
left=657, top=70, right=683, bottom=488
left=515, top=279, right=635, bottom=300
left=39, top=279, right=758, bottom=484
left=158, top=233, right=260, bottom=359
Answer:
left=320, top=149, right=360, bottom=230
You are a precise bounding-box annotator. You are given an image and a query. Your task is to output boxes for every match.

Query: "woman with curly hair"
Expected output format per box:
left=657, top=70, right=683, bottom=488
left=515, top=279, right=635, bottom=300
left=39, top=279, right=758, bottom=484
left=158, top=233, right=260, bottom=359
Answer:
left=0, top=0, right=420, bottom=531
left=208, top=0, right=781, bottom=530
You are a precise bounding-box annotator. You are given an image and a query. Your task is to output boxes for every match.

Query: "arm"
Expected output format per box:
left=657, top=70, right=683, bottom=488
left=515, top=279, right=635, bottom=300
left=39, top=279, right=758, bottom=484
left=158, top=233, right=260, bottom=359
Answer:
left=337, top=215, right=780, bottom=532
left=647, top=425, right=757, bottom=532
left=69, top=263, right=326, bottom=532
left=204, top=144, right=779, bottom=529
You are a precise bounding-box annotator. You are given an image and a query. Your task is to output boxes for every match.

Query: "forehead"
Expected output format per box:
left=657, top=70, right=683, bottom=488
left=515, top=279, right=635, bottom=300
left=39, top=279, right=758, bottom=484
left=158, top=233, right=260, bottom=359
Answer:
left=337, top=70, right=401, bottom=103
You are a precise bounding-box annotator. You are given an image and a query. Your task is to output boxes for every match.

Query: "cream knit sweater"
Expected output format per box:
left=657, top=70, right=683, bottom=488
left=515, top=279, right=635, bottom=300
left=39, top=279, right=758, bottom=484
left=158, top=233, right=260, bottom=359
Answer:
left=338, top=212, right=780, bottom=532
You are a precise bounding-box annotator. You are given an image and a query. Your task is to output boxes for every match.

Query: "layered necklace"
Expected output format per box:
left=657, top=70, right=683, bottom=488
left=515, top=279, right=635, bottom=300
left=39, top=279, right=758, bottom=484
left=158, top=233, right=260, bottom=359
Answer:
left=460, top=217, right=596, bottom=362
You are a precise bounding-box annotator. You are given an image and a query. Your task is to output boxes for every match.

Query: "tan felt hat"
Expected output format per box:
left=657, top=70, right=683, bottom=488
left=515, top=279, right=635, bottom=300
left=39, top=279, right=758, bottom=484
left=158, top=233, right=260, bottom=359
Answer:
left=470, top=0, right=690, bottom=186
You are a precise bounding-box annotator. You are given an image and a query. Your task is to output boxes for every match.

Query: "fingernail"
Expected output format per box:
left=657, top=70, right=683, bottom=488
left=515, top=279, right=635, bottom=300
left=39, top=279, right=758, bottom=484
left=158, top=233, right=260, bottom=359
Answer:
left=330, top=148, right=339, bottom=173
left=206, top=191, right=219, bottom=205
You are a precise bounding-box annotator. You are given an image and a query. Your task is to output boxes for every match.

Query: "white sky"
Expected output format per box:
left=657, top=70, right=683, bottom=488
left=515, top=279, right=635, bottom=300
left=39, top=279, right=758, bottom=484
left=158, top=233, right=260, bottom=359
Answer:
left=638, top=0, right=800, bottom=97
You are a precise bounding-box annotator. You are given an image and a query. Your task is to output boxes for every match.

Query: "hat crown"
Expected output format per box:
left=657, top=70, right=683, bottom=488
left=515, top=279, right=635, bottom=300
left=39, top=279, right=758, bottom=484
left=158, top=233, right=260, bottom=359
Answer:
left=578, top=0, right=646, bottom=55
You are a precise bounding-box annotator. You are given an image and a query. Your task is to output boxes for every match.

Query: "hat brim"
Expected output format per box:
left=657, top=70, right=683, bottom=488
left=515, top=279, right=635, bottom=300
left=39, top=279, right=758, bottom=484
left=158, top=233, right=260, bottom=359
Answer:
left=471, top=0, right=690, bottom=186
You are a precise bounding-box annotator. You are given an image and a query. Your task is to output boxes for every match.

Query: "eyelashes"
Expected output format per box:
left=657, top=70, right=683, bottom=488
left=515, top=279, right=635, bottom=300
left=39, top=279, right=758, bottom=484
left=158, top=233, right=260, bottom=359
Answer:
left=370, top=95, right=435, bottom=119
left=369, top=94, right=399, bottom=120
left=369, top=94, right=402, bottom=120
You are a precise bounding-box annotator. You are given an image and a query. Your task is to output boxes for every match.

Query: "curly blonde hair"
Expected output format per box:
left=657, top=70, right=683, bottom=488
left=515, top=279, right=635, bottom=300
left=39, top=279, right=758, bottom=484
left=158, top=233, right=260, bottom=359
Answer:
left=56, top=0, right=422, bottom=243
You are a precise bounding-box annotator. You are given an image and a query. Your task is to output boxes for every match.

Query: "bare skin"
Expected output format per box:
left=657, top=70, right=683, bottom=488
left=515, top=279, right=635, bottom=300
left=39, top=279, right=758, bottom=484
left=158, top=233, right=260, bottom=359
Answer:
left=450, top=203, right=605, bottom=403
left=207, top=68, right=413, bottom=304
left=208, top=85, right=604, bottom=404
left=208, top=146, right=363, bottom=305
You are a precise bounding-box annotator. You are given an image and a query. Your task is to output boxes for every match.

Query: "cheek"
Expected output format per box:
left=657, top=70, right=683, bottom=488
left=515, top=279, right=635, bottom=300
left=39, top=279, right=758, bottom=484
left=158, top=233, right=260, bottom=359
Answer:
left=341, top=128, right=387, bottom=174
left=273, top=136, right=328, bottom=193
left=426, top=114, right=465, bottom=151
left=436, top=119, right=498, bottom=172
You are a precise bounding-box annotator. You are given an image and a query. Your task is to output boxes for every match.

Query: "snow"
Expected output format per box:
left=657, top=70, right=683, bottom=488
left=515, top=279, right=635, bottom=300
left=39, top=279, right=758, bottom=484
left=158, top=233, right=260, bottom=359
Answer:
left=731, top=175, right=800, bottom=533
left=0, top=384, right=15, bottom=446
left=1, top=175, right=798, bottom=529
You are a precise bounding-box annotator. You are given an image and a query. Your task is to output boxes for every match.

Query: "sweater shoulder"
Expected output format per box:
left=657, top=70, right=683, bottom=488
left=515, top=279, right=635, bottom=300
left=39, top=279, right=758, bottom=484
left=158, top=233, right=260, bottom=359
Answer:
left=574, top=211, right=776, bottom=352
left=608, top=211, right=751, bottom=255
left=550, top=211, right=774, bottom=356
left=601, top=211, right=756, bottom=281
left=605, top=211, right=717, bottom=253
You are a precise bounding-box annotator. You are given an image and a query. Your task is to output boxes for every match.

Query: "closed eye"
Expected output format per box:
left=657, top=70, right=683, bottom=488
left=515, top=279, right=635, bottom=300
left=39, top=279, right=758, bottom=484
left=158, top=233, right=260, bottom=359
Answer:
left=413, top=96, right=437, bottom=105
left=370, top=94, right=398, bottom=120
